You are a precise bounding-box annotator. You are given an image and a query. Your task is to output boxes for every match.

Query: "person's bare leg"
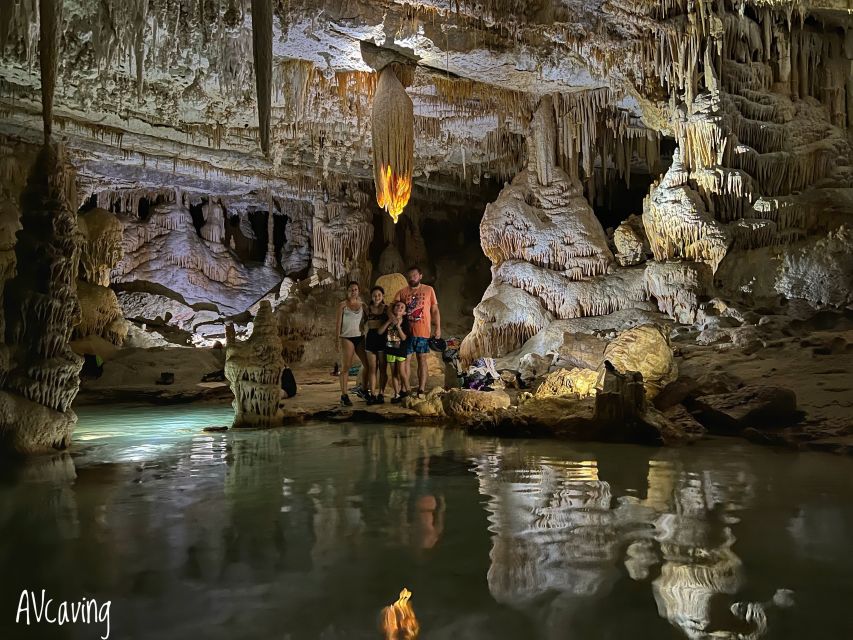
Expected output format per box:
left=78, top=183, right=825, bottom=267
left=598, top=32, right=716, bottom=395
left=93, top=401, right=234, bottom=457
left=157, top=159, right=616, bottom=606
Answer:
left=390, top=362, right=400, bottom=397
left=339, top=339, right=355, bottom=395
left=355, top=339, right=368, bottom=389
left=366, top=350, right=377, bottom=395
left=416, top=351, right=429, bottom=392
left=379, top=355, right=388, bottom=395
left=401, top=356, right=411, bottom=393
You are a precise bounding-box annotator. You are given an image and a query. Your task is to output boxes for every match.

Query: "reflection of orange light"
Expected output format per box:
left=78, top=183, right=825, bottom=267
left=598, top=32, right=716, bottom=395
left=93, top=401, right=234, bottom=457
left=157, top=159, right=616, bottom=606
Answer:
left=380, top=587, right=419, bottom=639
left=376, top=164, right=411, bottom=224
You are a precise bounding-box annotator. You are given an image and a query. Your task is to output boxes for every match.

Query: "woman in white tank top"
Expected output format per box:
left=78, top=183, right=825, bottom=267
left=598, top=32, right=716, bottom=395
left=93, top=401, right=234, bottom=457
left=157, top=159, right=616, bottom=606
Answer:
left=335, top=281, right=367, bottom=405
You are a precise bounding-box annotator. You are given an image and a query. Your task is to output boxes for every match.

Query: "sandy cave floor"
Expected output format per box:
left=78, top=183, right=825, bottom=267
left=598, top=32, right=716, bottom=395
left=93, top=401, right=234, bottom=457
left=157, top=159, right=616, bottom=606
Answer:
left=72, top=329, right=853, bottom=452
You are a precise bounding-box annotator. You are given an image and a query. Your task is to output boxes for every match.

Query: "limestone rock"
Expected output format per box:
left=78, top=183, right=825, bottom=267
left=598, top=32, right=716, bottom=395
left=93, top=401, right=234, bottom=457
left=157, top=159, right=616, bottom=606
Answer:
left=643, top=149, right=730, bottom=273
left=775, top=226, right=853, bottom=308
left=642, top=405, right=707, bottom=445
left=691, top=385, right=799, bottom=433
left=604, top=325, right=677, bottom=398
left=594, top=365, right=646, bottom=425
left=377, top=243, right=405, bottom=276
left=460, top=282, right=552, bottom=363
left=75, top=281, right=127, bottom=345
left=614, top=215, right=648, bottom=266
left=113, top=200, right=281, bottom=317
left=225, top=300, right=284, bottom=428
left=644, top=261, right=712, bottom=325
left=534, top=367, right=598, bottom=399
left=310, top=190, right=374, bottom=284
left=403, top=389, right=446, bottom=417
left=117, top=292, right=195, bottom=329
left=0, top=390, right=76, bottom=455
left=553, top=332, right=608, bottom=370
left=1, top=144, right=83, bottom=456
left=78, top=207, right=123, bottom=287
left=517, top=353, right=551, bottom=385
left=441, top=389, right=511, bottom=422
left=374, top=272, right=408, bottom=305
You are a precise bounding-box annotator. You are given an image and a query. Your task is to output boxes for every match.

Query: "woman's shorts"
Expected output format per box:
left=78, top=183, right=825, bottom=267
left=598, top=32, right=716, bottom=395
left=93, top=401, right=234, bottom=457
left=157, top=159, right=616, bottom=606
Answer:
left=365, top=329, right=385, bottom=353
left=341, top=335, right=363, bottom=348
left=386, top=354, right=406, bottom=363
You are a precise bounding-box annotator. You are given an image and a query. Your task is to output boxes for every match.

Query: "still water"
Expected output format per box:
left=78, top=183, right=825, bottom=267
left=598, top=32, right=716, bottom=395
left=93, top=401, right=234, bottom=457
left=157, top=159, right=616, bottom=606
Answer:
left=1, top=404, right=851, bottom=639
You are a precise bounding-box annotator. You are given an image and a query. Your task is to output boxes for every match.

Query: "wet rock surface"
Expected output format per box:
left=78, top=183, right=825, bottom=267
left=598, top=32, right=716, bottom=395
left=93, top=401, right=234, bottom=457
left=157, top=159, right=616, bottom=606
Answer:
left=690, top=385, right=801, bottom=434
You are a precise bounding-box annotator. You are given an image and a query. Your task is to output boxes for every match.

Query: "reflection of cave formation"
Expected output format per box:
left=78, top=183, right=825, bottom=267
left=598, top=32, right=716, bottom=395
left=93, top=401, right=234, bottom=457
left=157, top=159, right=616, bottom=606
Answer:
left=475, top=446, right=779, bottom=639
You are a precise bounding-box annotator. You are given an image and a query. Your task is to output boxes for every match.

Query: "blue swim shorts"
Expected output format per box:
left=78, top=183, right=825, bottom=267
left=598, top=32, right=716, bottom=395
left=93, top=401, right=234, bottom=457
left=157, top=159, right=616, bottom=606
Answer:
left=407, top=336, right=430, bottom=355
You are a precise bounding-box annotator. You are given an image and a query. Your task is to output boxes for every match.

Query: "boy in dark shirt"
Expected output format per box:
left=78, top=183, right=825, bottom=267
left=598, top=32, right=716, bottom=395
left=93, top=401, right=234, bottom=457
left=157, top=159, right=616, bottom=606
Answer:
left=381, top=301, right=410, bottom=403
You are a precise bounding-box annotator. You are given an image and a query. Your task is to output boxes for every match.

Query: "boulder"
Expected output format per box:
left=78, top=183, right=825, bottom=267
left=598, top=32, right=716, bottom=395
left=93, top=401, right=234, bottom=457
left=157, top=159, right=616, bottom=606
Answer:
left=648, top=405, right=707, bottom=444
left=534, top=367, right=598, bottom=399
left=691, top=385, right=799, bottom=433
left=604, top=324, right=677, bottom=398
left=517, top=353, right=551, bottom=385
left=553, top=332, right=607, bottom=370
left=374, top=272, right=408, bottom=304
left=441, top=389, right=511, bottom=422
left=403, top=389, right=446, bottom=417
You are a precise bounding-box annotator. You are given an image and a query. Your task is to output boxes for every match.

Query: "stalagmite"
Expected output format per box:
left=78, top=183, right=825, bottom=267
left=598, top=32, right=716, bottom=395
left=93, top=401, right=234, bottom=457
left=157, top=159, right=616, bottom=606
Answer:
left=372, top=65, right=414, bottom=223
left=75, top=208, right=127, bottom=345
left=1, top=144, right=82, bottom=454
left=250, top=0, right=272, bottom=156
left=225, top=300, right=284, bottom=428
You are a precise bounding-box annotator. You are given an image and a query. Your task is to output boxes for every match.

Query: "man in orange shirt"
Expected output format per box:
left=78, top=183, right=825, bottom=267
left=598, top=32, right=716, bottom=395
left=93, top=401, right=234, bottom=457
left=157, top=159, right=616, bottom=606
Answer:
left=394, top=265, right=441, bottom=398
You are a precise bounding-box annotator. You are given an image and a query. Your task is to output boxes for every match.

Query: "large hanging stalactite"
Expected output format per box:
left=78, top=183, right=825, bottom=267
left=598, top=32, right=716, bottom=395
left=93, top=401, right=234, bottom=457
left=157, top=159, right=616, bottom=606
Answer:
left=251, top=0, right=272, bottom=156
left=39, top=0, right=62, bottom=141
left=372, top=64, right=414, bottom=223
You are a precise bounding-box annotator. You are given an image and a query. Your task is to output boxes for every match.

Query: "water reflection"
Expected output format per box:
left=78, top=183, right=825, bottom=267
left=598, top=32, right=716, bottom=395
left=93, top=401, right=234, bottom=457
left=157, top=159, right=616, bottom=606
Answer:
left=0, top=409, right=851, bottom=639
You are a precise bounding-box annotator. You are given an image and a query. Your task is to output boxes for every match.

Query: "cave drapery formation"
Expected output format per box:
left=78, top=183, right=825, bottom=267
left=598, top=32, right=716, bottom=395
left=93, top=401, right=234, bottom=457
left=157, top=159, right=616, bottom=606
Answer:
left=0, top=0, right=850, bottom=440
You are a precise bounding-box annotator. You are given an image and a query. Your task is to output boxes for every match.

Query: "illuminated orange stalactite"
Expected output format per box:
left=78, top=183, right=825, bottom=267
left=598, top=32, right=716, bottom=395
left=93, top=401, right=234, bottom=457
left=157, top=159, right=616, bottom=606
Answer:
left=372, top=65, right=414, bottom=224
left=375, top=164, right=412, bottom=223
left=380, top=587, right=419, bottom=639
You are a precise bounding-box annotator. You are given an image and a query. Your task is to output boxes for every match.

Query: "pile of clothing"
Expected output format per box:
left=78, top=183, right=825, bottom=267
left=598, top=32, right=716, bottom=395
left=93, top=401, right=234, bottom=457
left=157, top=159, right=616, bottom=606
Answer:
left=461, top=357, right=501, bottom=391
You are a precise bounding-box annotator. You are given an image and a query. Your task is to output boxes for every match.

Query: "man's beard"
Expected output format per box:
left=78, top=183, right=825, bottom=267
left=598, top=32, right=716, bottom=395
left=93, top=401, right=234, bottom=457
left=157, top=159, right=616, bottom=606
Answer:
left=408, top=280, right=419, bottom=287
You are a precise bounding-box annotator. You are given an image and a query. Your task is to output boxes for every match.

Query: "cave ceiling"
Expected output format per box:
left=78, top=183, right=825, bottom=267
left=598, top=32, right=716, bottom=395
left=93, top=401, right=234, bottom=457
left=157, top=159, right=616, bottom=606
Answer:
left=0, top=0, right=850, bottom=208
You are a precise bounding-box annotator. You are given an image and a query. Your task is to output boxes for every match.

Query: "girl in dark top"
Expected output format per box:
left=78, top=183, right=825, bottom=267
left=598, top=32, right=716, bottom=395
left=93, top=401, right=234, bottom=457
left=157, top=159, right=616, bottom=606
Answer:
left=381, top=301, right=410, bottom=403
left=364, top=286, right=388, bottom=404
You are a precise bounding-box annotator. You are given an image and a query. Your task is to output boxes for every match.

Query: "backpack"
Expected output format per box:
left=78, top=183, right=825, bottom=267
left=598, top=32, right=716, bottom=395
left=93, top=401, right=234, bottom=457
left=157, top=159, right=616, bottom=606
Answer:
left=280, top=367, right=297, bottom=398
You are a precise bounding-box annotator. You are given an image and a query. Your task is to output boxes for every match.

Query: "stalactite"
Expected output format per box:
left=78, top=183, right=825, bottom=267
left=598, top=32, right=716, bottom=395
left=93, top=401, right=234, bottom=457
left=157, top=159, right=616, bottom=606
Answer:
left=372, top=65, right=414, bottom=223
left=38, top=0, right=61, bottom=141
left=250, top=0, right=272, bottom=156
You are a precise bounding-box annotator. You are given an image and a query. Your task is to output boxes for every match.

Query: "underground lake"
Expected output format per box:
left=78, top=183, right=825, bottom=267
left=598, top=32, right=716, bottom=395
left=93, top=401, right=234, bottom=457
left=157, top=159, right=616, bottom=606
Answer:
left=1, top=405, right=851, bottom=639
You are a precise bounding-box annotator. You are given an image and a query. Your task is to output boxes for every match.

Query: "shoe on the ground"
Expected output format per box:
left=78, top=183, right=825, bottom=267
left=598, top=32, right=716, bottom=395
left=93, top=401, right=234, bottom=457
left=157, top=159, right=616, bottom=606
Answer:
left=390, top=395, right=401, bottom=404
left=376, top=394, right=385, bottom=404
left=416, top=389, right=425, bottom=399
left=398, top=390, right=408, bottom=400
left=351, top=385, right=367, bottom=400
left=340, top=394, right=352, bottom=407
left=365, top=393, right=375, bottom=405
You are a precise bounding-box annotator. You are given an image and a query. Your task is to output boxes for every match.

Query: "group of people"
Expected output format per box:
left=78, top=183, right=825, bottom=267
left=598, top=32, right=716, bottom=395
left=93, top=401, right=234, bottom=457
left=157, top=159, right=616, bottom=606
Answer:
left=335, top=266, right=441, bottom=406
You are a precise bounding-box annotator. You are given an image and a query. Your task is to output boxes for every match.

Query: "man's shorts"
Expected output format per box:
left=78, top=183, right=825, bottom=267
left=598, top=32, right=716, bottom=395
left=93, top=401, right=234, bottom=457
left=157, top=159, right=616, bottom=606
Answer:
left=407, top=336, right=430, bottom=355
left=386, top=354, right=406, bottom=363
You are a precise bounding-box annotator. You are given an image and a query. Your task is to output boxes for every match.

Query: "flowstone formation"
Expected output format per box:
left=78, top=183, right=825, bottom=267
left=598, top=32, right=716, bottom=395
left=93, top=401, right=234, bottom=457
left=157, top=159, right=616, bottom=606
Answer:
left=224, top=300, right=284, bottom=428
left=76, top=208, right=127, bottom=344
left=642, top=5, right=853, bottom=308
left=461, top=96, right=644, bottom=363
left=109, top=190, right=283, bottom=342
left=0, top=144, right=83, bottom=454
